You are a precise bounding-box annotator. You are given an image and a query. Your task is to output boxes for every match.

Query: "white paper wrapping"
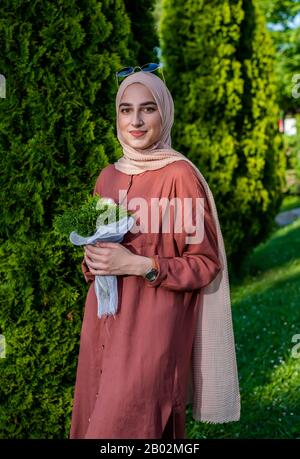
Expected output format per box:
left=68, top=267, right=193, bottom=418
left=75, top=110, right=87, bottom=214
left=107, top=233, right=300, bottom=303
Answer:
left=70, top=215, right=135, bottom=319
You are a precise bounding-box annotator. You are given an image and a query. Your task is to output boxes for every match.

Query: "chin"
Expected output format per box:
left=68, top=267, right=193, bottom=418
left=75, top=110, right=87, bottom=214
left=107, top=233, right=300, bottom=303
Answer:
left=126, top=137, right=154, bottom=150
left=135, top=142, right=153, bottom=150
left=139, top=143, right=154, bottom=150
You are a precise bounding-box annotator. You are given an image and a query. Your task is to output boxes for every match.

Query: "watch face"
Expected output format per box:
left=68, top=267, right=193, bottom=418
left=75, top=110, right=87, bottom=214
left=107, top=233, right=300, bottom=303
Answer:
left=145, top=269, right=158, bottom=281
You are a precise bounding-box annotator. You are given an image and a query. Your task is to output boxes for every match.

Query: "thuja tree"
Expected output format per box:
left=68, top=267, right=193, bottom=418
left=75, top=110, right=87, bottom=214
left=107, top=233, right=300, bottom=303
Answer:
left=0, top=0, right=133, bottom=438
left=159, top=0, right=286, bottom=267
left=258, top=0, right=300, bottom=113
left=124, top=0, right=159, bottom=65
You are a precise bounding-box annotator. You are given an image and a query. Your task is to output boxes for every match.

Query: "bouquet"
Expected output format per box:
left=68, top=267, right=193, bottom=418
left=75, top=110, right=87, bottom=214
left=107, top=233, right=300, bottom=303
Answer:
left=53, top=193, right=135, bottom=319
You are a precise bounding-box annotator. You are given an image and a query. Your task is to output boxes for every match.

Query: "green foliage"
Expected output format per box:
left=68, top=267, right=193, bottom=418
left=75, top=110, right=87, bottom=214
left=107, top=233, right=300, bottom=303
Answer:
left=283, top=115, right=300, bottom=176
left=0, top=0, right=134, bottom=439
left=53, top=194, right=133, bottom=239
left=279, top=194, right=300, bottom=212
left=273, top=26, right=300, bottom=113
left=124, top=0, right=159, bottom=65
left=159, top=0, right=286, bottom=267
left=258, top=0, right=300, bottom=113
left=282, top=115, right=300, bottom=195
left=258, top=0, right=300, bottom=26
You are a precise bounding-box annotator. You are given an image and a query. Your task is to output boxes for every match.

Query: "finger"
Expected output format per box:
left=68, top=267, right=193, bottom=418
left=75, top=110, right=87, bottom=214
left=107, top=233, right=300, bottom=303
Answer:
left=85, top=244, right=104, bottom=253
left=85, top=252, right=106, bottom=263
left=84, top=256, right=91, bottom=268
left=85, top=245, right=96, bottom=253
left=85, top=255, right=95, bottom=266
left=86, top=244, right=96, bottom=249
left=84, top=255, right=98, bottom=266
left=85, top=247, right=98, bottom=258
left=86, top=246, right=108, bottom=256
left=97, top=242, right=118, bottom=248
left=85, top=256, right=107, bottom=269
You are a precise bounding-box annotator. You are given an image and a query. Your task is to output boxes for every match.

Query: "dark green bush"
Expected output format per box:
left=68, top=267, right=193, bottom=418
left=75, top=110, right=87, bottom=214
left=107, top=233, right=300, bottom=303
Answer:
left=0, top=0, right=133, bottom=439
left=159, top=0, right=286, bottom=268
left=124, top=0, right=159, bottom=64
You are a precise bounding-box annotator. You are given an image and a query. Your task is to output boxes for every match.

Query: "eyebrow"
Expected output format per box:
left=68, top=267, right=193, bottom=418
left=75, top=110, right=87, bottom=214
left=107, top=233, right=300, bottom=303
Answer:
left=119, top=101, right=157, bottom=108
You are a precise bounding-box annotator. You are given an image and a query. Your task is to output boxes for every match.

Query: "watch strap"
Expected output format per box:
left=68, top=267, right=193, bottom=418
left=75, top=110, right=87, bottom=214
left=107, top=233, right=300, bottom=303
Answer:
left=143, top=256, right=159, bottom=281
left=151, top=256, right=159, bottom=271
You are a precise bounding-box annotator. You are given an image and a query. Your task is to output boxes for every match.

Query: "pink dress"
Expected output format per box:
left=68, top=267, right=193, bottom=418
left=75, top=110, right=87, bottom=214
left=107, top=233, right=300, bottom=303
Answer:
left=69, top=160, right=221, bottom=439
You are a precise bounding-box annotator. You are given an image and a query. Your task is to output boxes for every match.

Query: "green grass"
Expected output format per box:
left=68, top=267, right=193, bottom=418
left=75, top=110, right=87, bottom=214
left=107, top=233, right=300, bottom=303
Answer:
left=279, top=195, right=300, bottom=213
left=186, top=202, right=300, bottom=439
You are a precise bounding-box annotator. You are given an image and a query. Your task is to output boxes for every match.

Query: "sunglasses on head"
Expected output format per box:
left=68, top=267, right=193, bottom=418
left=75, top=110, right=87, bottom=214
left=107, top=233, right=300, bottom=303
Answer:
left=115, top=62, right=166, bottom=88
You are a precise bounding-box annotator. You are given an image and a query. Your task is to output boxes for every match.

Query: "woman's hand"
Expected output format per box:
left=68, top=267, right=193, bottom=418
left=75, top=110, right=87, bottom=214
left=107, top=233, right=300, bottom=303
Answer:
left=84, top=242, right=152, bottom=276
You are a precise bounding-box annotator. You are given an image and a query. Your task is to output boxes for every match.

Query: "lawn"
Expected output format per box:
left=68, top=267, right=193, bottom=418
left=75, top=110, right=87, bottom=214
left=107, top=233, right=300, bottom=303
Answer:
left=186, top=196, right=300, bottom=439
left=278, top=194, right=300, bottom=213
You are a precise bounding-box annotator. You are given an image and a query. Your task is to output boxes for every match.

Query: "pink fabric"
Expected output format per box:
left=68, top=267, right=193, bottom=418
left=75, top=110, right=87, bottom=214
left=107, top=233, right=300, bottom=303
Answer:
left=70, top=161, right=223, bottom=438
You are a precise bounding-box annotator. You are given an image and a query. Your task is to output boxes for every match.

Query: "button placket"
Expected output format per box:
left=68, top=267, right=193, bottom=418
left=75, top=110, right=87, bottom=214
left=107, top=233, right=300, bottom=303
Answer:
left=94, top=319, right=108, bottom=403
left=93, top=298, right=115, bottom=411
left=119, top=175, right=133, bottom=207
left=128, top=175, right=133, bottom=188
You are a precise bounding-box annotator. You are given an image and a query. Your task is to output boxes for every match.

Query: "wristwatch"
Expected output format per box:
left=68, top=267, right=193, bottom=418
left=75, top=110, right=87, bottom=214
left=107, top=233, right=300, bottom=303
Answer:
left=143, top=257, right=159, bottom=282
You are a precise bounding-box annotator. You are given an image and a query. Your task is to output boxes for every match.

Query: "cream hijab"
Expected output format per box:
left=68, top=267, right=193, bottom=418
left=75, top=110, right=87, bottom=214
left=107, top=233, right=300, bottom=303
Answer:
left=114, top=72, right=240, bottom=424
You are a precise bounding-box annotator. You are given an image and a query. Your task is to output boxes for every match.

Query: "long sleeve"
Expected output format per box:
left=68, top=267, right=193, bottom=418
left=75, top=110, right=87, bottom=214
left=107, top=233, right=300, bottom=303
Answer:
left=145, top=164, right=222, bottom=292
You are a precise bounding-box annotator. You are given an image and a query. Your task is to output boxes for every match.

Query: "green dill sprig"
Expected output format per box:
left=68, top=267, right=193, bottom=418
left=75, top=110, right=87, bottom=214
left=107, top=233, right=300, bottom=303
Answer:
left=53, top=193, right=134, bottom=239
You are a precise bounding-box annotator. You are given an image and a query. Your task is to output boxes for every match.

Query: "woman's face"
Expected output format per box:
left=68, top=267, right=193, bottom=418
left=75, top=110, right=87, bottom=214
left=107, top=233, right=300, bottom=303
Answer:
left=118, top=83, right=162, bottom=150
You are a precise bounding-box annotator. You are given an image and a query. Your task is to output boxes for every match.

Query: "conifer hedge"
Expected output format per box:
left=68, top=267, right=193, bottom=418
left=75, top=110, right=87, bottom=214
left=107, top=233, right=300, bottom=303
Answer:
left=159, top=0, right=286, bottom=266
left=0, top=0, right=134, bottom=438
left=124, top=0, right=159, bottom=65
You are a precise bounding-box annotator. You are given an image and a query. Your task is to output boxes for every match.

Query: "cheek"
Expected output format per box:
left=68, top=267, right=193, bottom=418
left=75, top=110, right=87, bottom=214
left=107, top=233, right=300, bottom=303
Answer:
left=152, top=115, right=162, bottom=134
left=148, top=112, right=161, bottom=129
left=118, top=117, right=128, bottom=132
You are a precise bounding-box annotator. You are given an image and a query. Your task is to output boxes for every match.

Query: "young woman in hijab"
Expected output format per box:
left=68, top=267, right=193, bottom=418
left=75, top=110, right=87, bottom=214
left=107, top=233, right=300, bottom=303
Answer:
left=69, top=70, right=240, bottom=440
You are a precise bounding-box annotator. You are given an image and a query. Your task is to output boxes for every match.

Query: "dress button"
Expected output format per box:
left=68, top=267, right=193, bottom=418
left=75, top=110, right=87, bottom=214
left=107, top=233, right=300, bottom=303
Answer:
left=100, top=369, right=103, bottom=374
left=88, top=417, right=91, bottom=423
left=101, top=344, right=105, bottom=349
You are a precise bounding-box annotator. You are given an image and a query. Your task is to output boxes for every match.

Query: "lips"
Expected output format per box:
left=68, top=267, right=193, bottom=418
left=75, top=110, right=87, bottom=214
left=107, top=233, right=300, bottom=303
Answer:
left=130, top=130, right=147, bottom=137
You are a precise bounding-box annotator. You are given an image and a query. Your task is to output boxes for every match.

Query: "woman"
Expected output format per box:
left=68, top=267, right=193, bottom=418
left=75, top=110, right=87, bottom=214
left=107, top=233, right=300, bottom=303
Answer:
left=69, top=71, right=240, bottom=440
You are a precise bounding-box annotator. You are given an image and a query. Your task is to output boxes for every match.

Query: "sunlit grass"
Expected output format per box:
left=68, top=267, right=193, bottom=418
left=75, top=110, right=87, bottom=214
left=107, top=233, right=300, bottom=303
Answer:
left=186, top=207, right=300, bottom=439
left=279, top=195, right=300, bottom=213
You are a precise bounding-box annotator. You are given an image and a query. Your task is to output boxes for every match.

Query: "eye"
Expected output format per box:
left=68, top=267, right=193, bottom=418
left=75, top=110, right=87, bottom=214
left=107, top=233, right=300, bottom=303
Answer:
left=120, top=107, right=156, bottom=114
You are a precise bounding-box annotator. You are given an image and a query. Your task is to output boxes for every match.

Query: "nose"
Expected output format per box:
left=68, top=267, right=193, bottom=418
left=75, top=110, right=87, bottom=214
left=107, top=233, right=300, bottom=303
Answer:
left=131, top=110, right=144, bottom=127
